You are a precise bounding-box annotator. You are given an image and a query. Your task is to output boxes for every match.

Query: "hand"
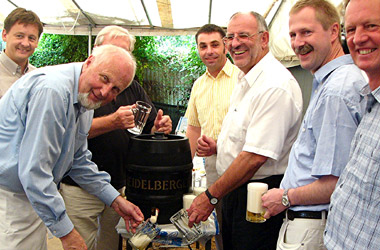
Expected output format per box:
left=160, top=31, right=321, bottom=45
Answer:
left=196, top=135, right=217, bottom=157
left=60, top=228, right=87, bottom=250
left=187, top=192, right=214, bottom=227
left=111, top=196, right=144, bottom=233
left=261, top=188, right=287, bottom=219
left=152, top=109, right=172, bottom=134
left=112, top=105, right=135, bottom=130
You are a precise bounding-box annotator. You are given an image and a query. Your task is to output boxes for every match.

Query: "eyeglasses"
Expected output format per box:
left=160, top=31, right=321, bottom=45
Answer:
left=223, top=31, right=264, bottom=44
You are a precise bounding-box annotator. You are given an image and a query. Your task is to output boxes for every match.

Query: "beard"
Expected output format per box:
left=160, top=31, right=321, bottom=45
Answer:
left=78, top=92, right=102, bottom=110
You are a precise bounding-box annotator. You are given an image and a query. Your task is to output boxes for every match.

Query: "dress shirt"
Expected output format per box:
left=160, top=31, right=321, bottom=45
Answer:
left=0, top=50, right=36, bottom=98
left=216, top=52, right=303, bottom=179
left=62, top=80, right=158, bottom=190
left=280, top=55, right=367, bottom=212
left=185, top=59, right=240, bottom=140
left=0, top=63, right=119, bottom=237
left=324, top=85, right=380, bottom=250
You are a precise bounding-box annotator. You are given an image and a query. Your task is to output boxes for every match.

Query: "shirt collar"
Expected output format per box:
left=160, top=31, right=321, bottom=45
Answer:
left=314, top=55, right=354, bottom=86
left=72, top=62, right=88, bottom=114
left=205, top=58, right=236, bottom=79
left=0, top=50, right=32, bottom=75
left=239, top=51, right=273, bottom=87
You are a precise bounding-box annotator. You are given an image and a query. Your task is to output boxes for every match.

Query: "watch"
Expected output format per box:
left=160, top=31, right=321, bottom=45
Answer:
left=282, top=189, right=291, bottom=207
left=205, top=189, right=218, bottom=205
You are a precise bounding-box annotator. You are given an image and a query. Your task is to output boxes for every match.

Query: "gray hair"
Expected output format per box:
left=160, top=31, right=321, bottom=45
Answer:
left=91, top=44, right=136, bottom=87
left=95, top=25, right=136, bottom=52
left=230, top=11, right=269, bottom=32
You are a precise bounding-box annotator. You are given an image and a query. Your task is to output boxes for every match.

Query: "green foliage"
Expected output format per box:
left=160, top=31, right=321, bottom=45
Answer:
left=29, top=33, right=204, bottom=109
left=30, top=34, right=93, bottom=67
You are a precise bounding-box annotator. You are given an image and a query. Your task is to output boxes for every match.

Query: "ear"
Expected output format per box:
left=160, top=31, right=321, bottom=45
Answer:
left=330, top=22, right=340, bottom=43
left=261, top=31, right=270, bottom=50
left=82, top=54, right=94, bottom=72
left=2, top=29, right=7, bottom=42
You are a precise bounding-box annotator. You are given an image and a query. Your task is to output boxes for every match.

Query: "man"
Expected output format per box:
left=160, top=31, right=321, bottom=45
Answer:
left=60, top=25, right=172, bottom=250
left=324, top=0, right=380, bottom=248
left=0, top=45, right=144, bottom=250
left=185, top=23, right=240, bottom=250
left=261, top=1, right=368, bottom=249
left=188, top=12, right=303, bottom=249
left=0, top=7, right=43, bottom=98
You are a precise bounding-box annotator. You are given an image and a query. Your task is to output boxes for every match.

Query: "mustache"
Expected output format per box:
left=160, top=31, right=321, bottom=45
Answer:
left=294, top=44, right=314, bottom=55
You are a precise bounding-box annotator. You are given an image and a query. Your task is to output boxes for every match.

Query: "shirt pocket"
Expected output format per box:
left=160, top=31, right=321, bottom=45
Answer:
left=227, top=110, right=246, bottom=143
left=360, top=145, right=380, bottom=202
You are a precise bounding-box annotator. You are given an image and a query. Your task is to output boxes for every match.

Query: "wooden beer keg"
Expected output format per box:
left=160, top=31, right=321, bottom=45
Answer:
left=125, top=132, right=193, bottom=224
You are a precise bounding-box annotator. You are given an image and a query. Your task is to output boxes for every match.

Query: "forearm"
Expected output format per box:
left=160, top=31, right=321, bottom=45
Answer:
left=288, top=175, right=338, bottom=206
left=186, top=125, right=201, bottom=158
left=88, top=115, right=117, bottom=139
left=209, top=151, right=267, bottom=199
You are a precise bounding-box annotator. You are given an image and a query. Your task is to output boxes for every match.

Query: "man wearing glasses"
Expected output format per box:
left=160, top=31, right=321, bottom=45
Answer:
left=188, top=12, right=303, bottom=249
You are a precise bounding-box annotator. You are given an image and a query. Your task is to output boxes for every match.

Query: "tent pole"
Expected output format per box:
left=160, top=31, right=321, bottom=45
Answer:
left=208, top=0, right=213, bottom=24
left=88, top=25, right=92, bottom=56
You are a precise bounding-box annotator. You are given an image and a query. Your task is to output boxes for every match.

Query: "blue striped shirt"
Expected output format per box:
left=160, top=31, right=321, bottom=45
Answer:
left=325, top=85, right=380, bottom=249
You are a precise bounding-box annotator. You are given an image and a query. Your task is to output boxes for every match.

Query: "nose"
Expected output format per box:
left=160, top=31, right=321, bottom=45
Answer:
left=99, top=84, right=113, bottom=99
left=352, top=27, right=368, bottom=46
left=231, top=36, right=242, bottom=48
left=206, top=45, right=213, bottom=54
left=20, top=37, right=30, bottom=47
left=292, top=34, right=305, bottom=50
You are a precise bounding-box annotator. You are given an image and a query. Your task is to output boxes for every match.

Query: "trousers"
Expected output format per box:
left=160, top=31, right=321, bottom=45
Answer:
left=60, top=183, right=123, bottom=250
left=0, top=186, right=47, bottom=250
left=276, top=211, right=327, bottom=250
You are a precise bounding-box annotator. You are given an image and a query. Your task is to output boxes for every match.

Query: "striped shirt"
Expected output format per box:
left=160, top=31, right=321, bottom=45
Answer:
left=324, top=85, right=380, bottom=249
left=185, top=59, right=240, bottom=141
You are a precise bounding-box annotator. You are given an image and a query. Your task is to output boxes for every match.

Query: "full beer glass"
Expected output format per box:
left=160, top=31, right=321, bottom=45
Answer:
left=246, top=182, right=268, bottom=223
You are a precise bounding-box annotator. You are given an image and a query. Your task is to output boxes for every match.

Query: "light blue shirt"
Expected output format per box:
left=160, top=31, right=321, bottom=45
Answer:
left=280, top=55, right=368, bottom=211
left=0, top=63, right=119, bottom=237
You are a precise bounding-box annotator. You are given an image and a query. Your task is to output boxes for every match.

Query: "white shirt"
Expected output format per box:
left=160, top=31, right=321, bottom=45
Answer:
left=216, top=52, right=303, bottom=179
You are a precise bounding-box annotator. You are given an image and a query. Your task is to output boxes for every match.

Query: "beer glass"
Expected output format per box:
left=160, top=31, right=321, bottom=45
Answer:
left=128, top=101, right=152, bottom=135
left=246, top=182, right=268, bottom=223
left=170, top=208, right=203, bottom=244
left=128, top=220, right=160, bottom=250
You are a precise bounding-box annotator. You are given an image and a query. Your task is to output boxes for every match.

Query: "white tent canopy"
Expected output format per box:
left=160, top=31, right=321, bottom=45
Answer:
left=0, top=0, right=346, bottom=65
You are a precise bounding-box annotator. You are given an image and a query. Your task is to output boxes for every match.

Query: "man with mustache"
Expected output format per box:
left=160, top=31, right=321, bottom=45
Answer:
left=185, top=24, right=240, bottom=250
left=0, top=45, right=144, bottom=250
left=0, top=7, right=43, bottom=98
left=188, top=12, right=303, bottom=249
left=324, top=0, right=380, bottom=248
left=261, top=0, right=367, bottom=249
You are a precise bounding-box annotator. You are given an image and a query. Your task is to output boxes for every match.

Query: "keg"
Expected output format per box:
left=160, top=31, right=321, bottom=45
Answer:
left=125, top=132, right=193, bottom=224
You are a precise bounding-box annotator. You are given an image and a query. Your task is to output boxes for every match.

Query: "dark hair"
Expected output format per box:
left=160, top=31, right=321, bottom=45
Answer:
left=4, top=7, right=43, bottom=38
left=195, top=24, right=226, bottom=44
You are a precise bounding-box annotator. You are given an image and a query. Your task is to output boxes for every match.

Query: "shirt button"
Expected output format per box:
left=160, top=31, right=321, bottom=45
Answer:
left=53, top=230, right=57, bottom=234
left=302, top=127, right=306, bottom=132
left=340, top=184, right=343, bottom=188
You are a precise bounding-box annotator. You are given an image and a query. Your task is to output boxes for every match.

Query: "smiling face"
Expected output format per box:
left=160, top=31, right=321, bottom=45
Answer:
left=197, top=32, right=227, bottom=77
left=289, top=7, right=337, bottom=73
left=78, top=46, right=134, bottom=109
left=345, top=0, right=380, bottom=88
left=2, top=21, right=39, bottom=68
left=226, top=13, right=268, bottom=74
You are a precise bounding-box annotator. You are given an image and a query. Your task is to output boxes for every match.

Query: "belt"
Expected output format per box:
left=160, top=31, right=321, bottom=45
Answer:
left=287, top=209, right=327, bottom=220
